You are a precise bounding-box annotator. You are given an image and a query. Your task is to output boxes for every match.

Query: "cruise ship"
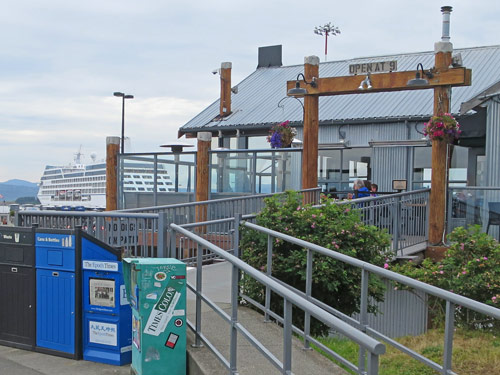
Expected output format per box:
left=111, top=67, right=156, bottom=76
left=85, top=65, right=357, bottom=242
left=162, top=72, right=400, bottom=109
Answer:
left=37, top=151, right=175, bottom=209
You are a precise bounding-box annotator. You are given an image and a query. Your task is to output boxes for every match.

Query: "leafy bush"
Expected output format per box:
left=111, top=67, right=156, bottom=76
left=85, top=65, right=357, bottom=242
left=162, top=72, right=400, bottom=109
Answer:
left=240, top=191, right=392, bottom=336
left=391, top=225, right=500, bottom=330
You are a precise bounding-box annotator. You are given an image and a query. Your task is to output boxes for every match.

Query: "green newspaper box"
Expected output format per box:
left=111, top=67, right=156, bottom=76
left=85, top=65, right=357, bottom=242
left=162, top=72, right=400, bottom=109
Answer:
left=123, top=258, right=186, bottom=375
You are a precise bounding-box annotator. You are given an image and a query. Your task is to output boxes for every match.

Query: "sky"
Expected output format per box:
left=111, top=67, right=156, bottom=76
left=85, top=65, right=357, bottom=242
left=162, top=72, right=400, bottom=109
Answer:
left=1, top=0, right=499, bottom=182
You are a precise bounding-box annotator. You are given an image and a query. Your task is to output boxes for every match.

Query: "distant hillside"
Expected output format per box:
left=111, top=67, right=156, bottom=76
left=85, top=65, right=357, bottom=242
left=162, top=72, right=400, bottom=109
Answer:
left=0, top=180, right=38, bottom=201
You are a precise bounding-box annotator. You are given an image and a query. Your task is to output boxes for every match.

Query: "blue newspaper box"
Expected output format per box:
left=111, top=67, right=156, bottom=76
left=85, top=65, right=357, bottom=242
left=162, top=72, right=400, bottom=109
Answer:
left=35, top=229, right=81, bottom=359
left=81, top=232, right=131, bottom=365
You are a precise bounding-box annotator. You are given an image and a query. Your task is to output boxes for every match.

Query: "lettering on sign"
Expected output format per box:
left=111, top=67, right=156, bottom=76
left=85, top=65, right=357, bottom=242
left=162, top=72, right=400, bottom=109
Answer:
left=349, top=61, right=397, bottom=75
left=89, top=321, right=118, bottom=346
left=106, top=221, right=138, bottom=247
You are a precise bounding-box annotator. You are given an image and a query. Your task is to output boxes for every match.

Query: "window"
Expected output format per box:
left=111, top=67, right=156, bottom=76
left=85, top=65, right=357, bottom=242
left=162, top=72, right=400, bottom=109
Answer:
left=412, top=146, right=468, bottom=189
left=318, top=147, right=372, bottom=192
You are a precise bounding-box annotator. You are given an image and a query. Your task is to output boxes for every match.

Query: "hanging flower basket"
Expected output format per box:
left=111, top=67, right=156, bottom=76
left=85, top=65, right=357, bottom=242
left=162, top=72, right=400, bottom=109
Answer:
left=423, top=113, right=461, bottom=142
left=267, top=120, right=297, bottom=148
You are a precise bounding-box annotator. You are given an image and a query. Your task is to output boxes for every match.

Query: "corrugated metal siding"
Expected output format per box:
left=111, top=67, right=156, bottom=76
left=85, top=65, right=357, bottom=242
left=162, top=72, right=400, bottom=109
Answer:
left=181, top=46, right=500, bottom=133
left=318, top=122, right=410, bottom=145
left=486, top=100, right=500, bottom=186
left=352, top=280, right=428, bottom=339
left=484, top=100, right=500, bottom=238
left=372, top=147, right=408, bottom=192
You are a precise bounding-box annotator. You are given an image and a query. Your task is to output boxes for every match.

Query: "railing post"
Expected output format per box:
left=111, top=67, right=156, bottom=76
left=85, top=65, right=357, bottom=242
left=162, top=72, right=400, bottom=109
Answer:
left=233, top=214, right=241, bottom=258
left=367, top=352, right=379, bottom=375
left=157, top=213, right=168, bottom=258
left=392, top=195, right=401, bottom=255
left=168, top=225, right=177, bottom=259
left=230, top=215, right=241, bottom=374
left=442, top=301, right=455, bottom=375
left=358, top=269, right=369, bottom=374
left=446, top=188, right=453, bottom=240
left=192, top=241, right=203, bottom=348
left=264, top=234, right=273, bottom=322
left=303, top=249, right=313, bottom=350
left=283, top=298, right=292, bottom=374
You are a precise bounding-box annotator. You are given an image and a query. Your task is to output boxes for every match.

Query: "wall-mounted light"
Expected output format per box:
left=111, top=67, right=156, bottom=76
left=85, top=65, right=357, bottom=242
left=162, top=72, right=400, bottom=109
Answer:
left=407, top=63, right=434, bottom=86
left=368, top=139, right=430, bottom=147
left=358, top=72, right=372, bottom=90
left=287, top=73, right=317, bottom=95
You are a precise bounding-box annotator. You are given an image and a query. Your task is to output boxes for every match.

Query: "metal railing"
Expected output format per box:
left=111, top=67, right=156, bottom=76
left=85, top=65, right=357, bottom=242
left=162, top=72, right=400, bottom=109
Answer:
left=16, top=210, right=165, bottom=258
left=331, top=189, right=430, bottom=255
left=241, top=220, right=500, bottom=375
left=17, top=189, right=320, bottom=259
left=170, top=220, right=386, bottom=375
left=119, top=188, right=321, bottom=215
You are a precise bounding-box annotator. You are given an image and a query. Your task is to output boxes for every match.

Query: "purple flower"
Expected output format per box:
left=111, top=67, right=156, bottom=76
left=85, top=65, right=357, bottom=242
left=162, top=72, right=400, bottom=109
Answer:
left=270, top=132, right=283, bottom=148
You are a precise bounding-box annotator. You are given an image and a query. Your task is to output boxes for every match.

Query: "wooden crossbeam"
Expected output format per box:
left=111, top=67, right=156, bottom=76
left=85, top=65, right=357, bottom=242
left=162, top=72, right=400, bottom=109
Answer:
left=287, top=67, right=471, bottom=96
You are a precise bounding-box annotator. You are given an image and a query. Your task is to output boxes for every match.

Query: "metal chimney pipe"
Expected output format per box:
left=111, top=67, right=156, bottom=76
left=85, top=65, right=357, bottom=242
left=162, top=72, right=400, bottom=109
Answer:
left=441, top=6, right=453, bottom=42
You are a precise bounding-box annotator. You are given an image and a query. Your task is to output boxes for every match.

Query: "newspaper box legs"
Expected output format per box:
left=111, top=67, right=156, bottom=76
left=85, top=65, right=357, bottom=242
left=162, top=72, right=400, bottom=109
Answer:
left=123, top=258, right=186, bottom=375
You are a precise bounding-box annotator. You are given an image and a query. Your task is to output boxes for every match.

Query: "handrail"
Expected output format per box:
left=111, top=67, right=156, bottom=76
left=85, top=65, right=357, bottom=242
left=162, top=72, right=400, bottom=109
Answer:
left=170, top=222, right=386, bottom=357
left=18, top=210, right=158, bottom=219
left=332, top=188, right=431, bottom=205
left=119, top=187, right=321, bottom=213
left=242, top=221, right=499, bottom=319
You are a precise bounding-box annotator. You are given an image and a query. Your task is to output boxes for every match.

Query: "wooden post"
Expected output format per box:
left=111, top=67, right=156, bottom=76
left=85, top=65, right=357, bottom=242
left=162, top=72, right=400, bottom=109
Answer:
left=220, top=62, right=232, bottom=117
left=195, top=132, right=212, bottom=224
left=301, top=56, right=320, bottom=198
left=106, top=136, right=120, bottom=211
left=428, top=41, right=453, bottom=245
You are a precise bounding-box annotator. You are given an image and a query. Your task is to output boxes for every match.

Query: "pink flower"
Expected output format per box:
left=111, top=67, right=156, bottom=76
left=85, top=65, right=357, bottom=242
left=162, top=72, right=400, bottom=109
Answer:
left=460, top=243, right=465, bottom=251
left=492, top=296, right=497, bottom=303
left=483, top=257, right=488, bottom=260
left=384, top=263, right=389, bottom=269
left=296, top=206, right=301, bottom=211
left=440, top=271, right=444, bottom=274
left=462, top=271, right=467, bottom=275
left=311, top=223, right=316, bottom=229
left=260, top=266, right=265, bottom=271
left=312, top=214, right=316, bottom=218
left=344, top=208, right=350, bottom=213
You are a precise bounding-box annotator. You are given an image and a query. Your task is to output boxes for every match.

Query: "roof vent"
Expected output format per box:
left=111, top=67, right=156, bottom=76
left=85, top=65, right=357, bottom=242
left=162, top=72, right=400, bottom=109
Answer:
left=258, top=45, right=282, bottom=68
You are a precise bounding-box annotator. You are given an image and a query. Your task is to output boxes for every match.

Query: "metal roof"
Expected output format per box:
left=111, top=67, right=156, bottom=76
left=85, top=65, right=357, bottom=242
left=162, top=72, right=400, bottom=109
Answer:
left=179, top=45, right=500, bottom=135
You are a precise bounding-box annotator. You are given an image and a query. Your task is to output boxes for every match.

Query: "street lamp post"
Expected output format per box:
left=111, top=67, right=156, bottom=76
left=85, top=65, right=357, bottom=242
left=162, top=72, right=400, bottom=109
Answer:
left=113, top=92, right=134, bottom=153
left=313, top=22, right=341, bottom=62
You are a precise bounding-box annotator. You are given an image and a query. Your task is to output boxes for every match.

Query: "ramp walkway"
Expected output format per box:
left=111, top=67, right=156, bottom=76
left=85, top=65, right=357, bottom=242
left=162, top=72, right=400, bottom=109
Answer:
left=186, top=262, right=347, bottom=375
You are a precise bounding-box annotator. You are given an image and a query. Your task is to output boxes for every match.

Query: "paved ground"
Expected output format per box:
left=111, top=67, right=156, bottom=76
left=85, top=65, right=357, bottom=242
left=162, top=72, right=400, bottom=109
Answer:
left=0, top=345, right=130, bottom=375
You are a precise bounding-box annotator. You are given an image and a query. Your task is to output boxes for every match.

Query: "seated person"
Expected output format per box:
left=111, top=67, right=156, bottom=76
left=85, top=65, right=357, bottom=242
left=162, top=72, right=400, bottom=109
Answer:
left=353, top=179, right=370, bottom=198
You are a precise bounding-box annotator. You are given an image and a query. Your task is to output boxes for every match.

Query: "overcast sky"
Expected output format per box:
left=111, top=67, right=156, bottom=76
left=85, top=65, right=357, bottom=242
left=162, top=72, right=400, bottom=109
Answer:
left=1, top=0, right=499, bottom=182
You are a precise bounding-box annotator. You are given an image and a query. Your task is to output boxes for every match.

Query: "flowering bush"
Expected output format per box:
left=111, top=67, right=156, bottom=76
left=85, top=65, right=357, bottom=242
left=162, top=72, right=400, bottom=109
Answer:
left=240, top=191, right=392, bottom=335
left=267, top=120, right=296, bottom=148
left=391, top=225, right=500, bottom=330
left=423, top=113, right=461, bottom=142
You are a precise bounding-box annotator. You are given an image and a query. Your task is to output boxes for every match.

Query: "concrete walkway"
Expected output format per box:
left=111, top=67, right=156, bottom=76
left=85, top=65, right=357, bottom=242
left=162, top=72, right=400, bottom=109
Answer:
left=0, top=345, right=129, bottom=375
left=186, top=261, right=347, bottom=375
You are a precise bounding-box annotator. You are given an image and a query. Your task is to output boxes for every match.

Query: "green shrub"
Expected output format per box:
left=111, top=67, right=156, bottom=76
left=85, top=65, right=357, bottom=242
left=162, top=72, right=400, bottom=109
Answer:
left=240, top=191, right=392, bottom=336
left=392, top=225, right=500, bottom=330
